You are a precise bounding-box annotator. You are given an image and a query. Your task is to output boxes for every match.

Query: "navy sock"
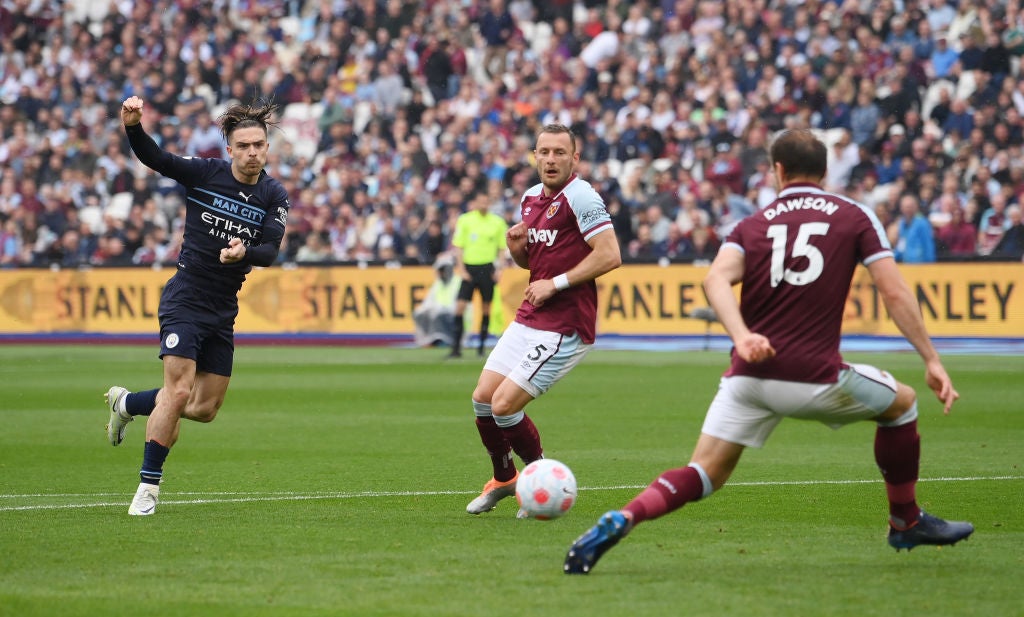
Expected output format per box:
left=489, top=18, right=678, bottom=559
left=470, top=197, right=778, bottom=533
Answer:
left=126, top=388, right=159, bottom=417
left=140, top=440, right=170, bottom=486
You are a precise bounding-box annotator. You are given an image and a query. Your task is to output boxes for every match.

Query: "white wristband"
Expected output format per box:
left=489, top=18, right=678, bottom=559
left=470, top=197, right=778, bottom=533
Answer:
left=553, top=273, right=570, bottom=291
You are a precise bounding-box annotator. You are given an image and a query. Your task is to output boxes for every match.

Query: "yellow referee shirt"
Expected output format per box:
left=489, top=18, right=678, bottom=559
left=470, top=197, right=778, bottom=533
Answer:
left=452, top=211, right=508, bottom=265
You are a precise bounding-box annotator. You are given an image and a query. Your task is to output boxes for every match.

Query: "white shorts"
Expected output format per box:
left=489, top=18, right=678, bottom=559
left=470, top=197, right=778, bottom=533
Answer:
left=483, top=321, right=591, bottom=398
left=701, top=363, right=899, bottom=448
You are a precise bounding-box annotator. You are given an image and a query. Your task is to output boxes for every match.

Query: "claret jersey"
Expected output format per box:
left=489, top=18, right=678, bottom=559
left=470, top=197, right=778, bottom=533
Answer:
left=722, top=183, right=893, bottom=383
left=126, top=124, right=289, bottom=295
left=515, top=174, right=614, bottom=343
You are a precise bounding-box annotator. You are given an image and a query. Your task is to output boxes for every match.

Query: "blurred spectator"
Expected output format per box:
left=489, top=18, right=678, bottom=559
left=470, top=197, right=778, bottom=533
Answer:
left=295, top=232, right=331, bottom=263
left=0, top=0, right=1022, bottom=271
left=991, top=205, right=1024, bottom=260
left=683, top=223, right=720, bottom=263
left=419, top=34, right=454, bottom=104
left=705, top=142, right=744, bottom=196
left=942, top=97, right=975, bottom=140
left=659, top=222, right=689, bottom=261
left=850, top=86, right=882, bottom=146
left=875, top=141, right=903, bottom=185
left=0, top=218, right=22, bottom=268
left=412, top=254, right=460, bottom=347
left=890, top=193, right=937, bottom=263
left=825, top=129, right=860, bottom=191
left=935, top=203, right=978, bottom=259
left=478, top=0, right=516, bottom=79
left=187, top=111, right=225, bottom=159
left=977, top=191, right=1012, bottom=255
left=930, top=33, right=959, bottom=80
left=627, top=222, right=659, bottom=261
left=418, top=217, right=448, bottom=265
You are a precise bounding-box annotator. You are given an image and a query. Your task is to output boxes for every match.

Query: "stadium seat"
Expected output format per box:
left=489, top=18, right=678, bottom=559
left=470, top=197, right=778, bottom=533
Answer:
left=79, top=204, right=104, bottom=234
left=618, top=158, right=646, bottom=186
left=352, top=101, right=373, bottom=135
left=105, top=192, right=134, bottom=222
left=280, top=103, right=323, bottom=160
left=529, top=22, right=553, bottom=56
left=652, top=158, right=674, bottom=173
left=603, top=159, right=622, bottom=182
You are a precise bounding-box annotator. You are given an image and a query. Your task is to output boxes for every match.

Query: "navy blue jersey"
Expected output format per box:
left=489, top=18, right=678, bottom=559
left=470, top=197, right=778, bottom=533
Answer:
left=126, top=124, right=289, bottom=295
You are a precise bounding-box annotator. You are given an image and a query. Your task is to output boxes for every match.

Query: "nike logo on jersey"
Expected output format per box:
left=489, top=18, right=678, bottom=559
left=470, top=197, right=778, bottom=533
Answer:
left=527, top=228, right=558, bottom=246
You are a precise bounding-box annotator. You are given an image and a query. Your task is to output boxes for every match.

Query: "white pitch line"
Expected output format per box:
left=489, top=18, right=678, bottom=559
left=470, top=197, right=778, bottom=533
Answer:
left=1, top=476, right=1020, bottom=513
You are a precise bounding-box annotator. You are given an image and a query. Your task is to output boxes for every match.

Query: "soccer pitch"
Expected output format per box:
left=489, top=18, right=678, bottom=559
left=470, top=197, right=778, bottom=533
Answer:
left=1, top=345, right=1021, bottom=617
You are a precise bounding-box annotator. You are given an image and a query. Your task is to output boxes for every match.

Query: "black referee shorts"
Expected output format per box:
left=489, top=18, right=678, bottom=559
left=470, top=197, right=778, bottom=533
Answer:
left=457, top=263, right=497, bottom=303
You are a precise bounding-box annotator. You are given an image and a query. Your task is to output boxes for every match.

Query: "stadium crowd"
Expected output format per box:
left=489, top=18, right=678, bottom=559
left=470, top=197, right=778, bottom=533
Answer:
left=2, top=0, right=1024, bottom=270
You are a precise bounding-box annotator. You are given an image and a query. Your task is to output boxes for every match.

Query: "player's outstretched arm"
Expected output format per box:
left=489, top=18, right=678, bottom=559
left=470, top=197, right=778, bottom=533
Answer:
left=121, top=96, right=186, bottom=176
left=703, top=246, right=775, bottom=364
left=868, top=256, right=959, bottom=414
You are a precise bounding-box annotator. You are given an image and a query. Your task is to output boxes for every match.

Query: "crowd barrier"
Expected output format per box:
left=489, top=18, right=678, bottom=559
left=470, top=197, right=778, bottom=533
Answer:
left=0, top=263, right=1021, bottom=340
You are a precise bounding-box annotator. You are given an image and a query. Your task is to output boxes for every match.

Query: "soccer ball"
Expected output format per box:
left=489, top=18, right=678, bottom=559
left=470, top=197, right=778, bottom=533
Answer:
left=515, top=458, right=577, bottom=520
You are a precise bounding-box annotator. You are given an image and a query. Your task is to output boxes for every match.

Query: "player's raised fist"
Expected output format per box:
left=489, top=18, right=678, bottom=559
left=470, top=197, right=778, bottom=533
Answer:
left=121, top=96, right=144, bottom=126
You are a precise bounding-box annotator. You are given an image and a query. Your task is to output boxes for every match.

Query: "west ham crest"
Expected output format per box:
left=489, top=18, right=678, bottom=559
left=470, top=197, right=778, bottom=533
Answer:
left=546, top=201, right=561, bottom=219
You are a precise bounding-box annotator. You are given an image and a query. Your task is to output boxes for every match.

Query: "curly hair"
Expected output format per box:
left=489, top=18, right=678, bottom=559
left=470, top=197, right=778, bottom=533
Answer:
left=218, top=99, right=280, bottom=142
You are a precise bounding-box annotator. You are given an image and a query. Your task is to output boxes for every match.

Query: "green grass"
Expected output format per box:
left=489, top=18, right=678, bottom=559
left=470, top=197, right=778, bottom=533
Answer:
left=0, top=345, right=1021, bottom=617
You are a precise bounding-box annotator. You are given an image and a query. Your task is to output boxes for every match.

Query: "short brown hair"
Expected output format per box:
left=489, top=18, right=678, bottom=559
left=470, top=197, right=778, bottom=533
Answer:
left=769, top=129, right=827, bottom=180
left=538, top=124, right=577, bottom=154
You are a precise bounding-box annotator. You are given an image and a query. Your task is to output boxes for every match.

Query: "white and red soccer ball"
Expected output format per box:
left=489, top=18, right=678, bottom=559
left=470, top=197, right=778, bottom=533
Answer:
left=515, top=458, right=577, bottom=520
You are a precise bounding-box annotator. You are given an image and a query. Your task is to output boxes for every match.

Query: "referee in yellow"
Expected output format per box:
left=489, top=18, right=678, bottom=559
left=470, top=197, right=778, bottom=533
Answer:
left=449, top=191, right=509, bottom=358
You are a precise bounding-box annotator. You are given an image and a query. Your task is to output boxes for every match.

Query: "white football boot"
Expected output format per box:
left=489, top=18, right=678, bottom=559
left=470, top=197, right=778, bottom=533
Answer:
left=105, top=386, right=133, bottom=446
left=128, top=483, right=160, bottom=516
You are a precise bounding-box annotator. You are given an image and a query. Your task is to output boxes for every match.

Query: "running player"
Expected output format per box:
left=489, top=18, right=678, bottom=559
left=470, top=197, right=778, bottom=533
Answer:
left=104, top=96, right=290, bottom=516
left=565, top=128, right=973, bottom=573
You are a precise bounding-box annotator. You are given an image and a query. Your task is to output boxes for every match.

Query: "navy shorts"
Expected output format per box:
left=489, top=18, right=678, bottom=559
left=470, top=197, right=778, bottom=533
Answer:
left=157, top=272, right=238, bottom=377
left=457, top=263, right=496, bottom=303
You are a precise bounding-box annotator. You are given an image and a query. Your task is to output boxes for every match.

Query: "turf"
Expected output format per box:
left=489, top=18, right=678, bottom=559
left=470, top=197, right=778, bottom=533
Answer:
left=0, top=345, right=1021, bottom=617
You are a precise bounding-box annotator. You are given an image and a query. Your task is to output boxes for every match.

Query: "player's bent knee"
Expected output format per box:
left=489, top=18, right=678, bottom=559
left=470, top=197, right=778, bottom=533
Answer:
left=471, top=386, right=492, bottom=405
left=877, top=384, right=918, bottom=426
left=185, top=397, right=223, bottom=422
left=187, top=405, right=220, bottom=423
left=490, top=398, right=515, bottom=417
left=877, top=400, right=918, bottom=427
